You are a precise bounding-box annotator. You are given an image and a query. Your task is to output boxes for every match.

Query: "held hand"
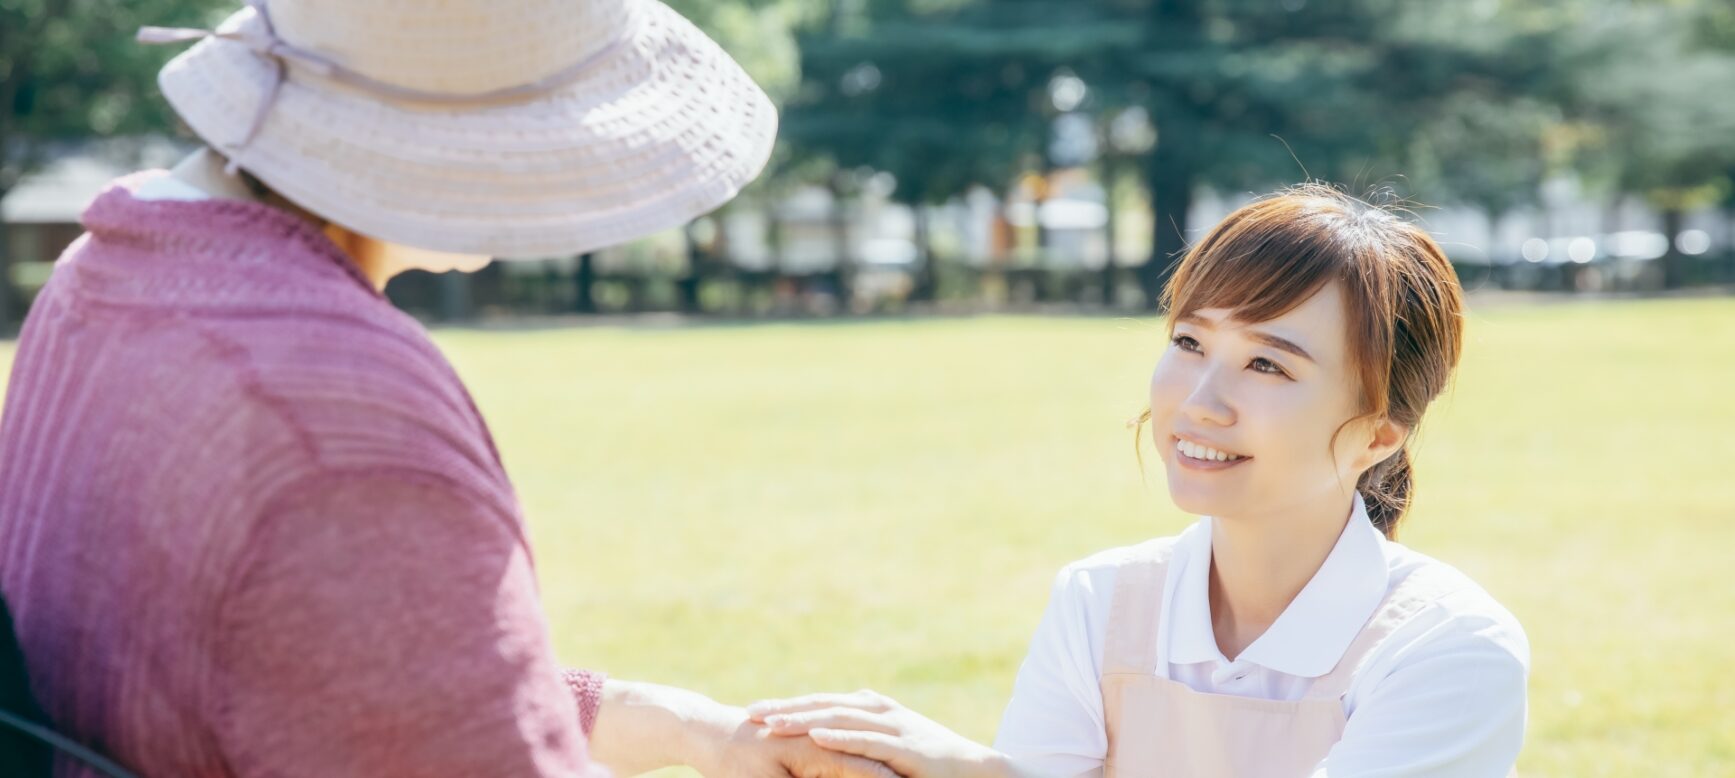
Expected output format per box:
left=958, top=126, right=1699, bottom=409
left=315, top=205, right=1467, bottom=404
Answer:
left=587, top=680, right=896, bottom=778
left=746, top=690, right=1017, bottom=778
left=688, top=702, right=900, bottom=778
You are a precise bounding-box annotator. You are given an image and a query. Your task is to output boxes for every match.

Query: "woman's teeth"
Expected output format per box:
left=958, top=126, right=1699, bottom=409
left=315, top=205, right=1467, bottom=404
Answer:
left=1177, top=439, right=1246, bottom=462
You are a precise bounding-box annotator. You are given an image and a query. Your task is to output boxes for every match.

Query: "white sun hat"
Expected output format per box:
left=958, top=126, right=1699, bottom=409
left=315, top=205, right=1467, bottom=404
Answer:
left=139, top=0, right=778, bottom=259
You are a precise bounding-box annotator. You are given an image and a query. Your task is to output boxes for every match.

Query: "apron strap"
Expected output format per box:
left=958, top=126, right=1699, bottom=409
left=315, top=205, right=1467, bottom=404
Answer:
left=1100, top=538, right=1181, bottom=677
left=1305, top=565, right=1471, bottom=701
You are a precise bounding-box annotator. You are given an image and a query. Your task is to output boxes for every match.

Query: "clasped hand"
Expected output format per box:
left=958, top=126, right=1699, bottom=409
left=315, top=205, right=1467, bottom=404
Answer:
left=742, top=689, right=1017, bottom=778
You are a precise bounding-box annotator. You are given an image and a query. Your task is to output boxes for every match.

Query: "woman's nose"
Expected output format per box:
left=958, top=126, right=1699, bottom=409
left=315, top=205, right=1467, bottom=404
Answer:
left=1180, top=368, right=1236, bottom=427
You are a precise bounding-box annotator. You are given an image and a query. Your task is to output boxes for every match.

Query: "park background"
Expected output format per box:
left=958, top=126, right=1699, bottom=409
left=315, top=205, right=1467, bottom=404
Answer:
left=3, top=0, right=1734, bottom=775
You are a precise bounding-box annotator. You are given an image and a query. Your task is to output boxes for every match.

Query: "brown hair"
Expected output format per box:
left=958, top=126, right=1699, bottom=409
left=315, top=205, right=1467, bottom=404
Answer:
left=1137, top=184, right=1465, bottom=538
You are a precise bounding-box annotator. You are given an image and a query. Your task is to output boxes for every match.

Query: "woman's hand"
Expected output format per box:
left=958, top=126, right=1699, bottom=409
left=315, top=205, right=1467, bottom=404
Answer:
left=747, top=690, right=1025, bottom=778
left=691, top=707, right=903, bottom=778
left=589, top=680, right=898, bottom=778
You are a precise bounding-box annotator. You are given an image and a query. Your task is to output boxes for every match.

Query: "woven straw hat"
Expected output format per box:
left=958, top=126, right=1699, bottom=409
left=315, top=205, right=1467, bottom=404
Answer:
left=143, top=0, right=778, bottom=259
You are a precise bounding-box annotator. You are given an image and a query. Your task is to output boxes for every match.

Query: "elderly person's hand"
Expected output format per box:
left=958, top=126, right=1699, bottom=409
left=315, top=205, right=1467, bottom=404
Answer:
left=588, top=681, right=899, bottom=778
left=747, top=690, right=1039, bottom=778
left=701, top=712, right=902, bottom=778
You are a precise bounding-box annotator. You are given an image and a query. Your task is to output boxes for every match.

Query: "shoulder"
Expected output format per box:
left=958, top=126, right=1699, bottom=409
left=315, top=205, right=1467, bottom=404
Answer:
left=233, top=310, right=467, bottom=411
left=1051, top=530, right=1191, bottom=596
left=1366, top=542, right=1531, bottom=675
left=1041, top=523, right=1202, bottom=632
left=155, top=304, right=501, bottom=497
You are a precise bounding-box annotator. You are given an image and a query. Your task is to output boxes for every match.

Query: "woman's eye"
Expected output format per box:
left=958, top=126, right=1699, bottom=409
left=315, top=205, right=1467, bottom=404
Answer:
left=1250, top=357, right=1289, bottom=377
left=1172, top=336, right=1287, bottom=378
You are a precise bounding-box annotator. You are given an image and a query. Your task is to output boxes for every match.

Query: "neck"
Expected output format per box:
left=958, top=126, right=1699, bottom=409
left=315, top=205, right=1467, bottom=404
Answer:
left=323, top=228, right=402, bottom=292
left=1206, top=491, right=1356, bottom=661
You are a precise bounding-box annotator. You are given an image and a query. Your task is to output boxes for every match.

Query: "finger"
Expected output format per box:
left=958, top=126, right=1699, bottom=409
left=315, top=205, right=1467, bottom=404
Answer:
left=782, top=748, right=903, bottom=778
left=763, top=707, right=898, bottom=737
left=748, top=690, right=893, bottom=721
left=828, top=753, right=903, bottom=778
left=807, top=729, right=920, bottom=776
left=773, top=728, right=902, bottom=778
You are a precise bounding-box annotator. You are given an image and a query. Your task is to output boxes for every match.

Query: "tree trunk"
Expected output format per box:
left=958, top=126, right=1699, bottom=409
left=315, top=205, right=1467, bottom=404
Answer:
left=1100, top=155, right=1119, bottom=306
left=765, top=205, right=795, bottom=311
left=1725, top=206, right=1735, bottom=284
left=0, top=208, right=13, bottom=331
left=1136, top=0, right=1204, bottom=311
left=438, top=271, right=472, bottom=322
left=573, top=252, right=596, bottom=314
left=826, top=174, right=854, bottom=309
left=1660, top=207, right=1686, bottom=289
left=912, top=205, right=936, bottom=302
left=1141, top=133, right=1196, bottom=311
left=766, top=205, right=787, bottom=277
left=1034, top=164, right=1052, bottom=268
left=1, top=43, right=29, bottom=332
left=679, top=222, right=703, bottom=314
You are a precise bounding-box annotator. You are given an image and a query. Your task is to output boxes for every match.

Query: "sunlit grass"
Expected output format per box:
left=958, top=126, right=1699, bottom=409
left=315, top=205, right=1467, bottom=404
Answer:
left=3, top=297, right=1730, bottom=776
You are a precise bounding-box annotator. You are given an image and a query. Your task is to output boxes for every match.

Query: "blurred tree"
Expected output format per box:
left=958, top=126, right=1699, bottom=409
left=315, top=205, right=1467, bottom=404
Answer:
left=1559, top=1, right=1735, bottom=286
left=665, top=0, right=806, bottom=101
left=786, top=49, right=1043, bottom=298
left=1407, top=94, right=1558, bottom=256
left=790, top=0, right=1595, bottom=308
left=782, top=0, right=1062, bottom=303
left=1, top=0, right=229, bottom=327
left=1701, top=0, right=1735, bottom=267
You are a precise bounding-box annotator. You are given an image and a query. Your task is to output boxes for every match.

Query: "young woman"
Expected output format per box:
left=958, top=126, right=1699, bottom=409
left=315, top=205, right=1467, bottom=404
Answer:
left=0, top=1, right=896, bottom=776
left=749, top=186, right=1530, bottom=777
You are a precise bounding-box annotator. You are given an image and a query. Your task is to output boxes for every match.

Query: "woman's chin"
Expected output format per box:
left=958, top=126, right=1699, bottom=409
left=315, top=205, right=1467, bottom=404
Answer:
left=1163, top=474, right=1236, bottom=517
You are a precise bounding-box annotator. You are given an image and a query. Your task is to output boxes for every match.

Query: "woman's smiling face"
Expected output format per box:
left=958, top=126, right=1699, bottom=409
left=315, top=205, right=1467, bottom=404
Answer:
left=1149, top=280, right=1390, bottom=521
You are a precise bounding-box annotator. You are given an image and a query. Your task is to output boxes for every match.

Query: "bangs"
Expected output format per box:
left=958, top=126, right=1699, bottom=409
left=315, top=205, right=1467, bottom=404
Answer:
left=1161, top=188, right=1371, bottom=328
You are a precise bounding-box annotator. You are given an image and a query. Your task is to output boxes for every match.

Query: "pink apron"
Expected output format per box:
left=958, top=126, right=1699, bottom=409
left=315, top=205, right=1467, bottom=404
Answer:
left=1099, top=540, right=1483, bottom=777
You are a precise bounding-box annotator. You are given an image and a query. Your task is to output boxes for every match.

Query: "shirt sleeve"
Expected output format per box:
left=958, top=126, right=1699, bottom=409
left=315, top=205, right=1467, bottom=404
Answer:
left=211, top=469, right=609, bottom=778
left=562, top=668, right=608, bottom=736
left=1310, top=623, right=1528, bottom=777
left=992, top=562, right=1113, bottom=777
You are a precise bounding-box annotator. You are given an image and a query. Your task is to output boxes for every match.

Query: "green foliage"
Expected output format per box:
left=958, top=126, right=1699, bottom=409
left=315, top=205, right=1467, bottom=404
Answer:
left=782, top=0, right=1673, bottom=303
left=2, top=0, right=1733, bottom=295
left=662, top=0, right=806, bottom=102
left=784, top=3, right=1067, bottom=204
left=1554, top=2, right=1735, bottom=211
left=0, top=0, right=229, bottom=192
left=785, top=1, right=1735, bottom=275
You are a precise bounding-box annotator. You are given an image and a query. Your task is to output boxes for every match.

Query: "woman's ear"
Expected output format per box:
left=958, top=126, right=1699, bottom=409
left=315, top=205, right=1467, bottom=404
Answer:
left=1361, top=416, right=1409, bottom=471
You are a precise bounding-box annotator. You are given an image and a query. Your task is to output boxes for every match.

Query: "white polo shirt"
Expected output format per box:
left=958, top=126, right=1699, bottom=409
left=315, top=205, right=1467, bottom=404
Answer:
left=993, top=493, right=1530, bottom=777
left=130, top=172, right=212, bottom=202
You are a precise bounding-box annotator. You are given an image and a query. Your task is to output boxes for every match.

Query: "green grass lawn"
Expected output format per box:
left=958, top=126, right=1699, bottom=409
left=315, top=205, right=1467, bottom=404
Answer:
left=3, top=298, right=1732, bottom=776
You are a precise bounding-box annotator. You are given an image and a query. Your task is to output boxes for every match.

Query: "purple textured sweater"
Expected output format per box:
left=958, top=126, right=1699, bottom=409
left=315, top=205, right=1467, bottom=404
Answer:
left=0, top=172, right=608, bottom=777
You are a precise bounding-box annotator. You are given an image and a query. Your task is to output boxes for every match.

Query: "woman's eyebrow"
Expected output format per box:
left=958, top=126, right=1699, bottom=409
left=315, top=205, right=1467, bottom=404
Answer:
left=1246, top=329, right=1316, bottom=364
left=1176, top=313, right=1316, bottom=364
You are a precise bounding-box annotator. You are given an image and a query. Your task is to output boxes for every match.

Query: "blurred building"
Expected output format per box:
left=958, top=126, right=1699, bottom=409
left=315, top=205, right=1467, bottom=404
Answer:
left=2, top=138, right=190, bottom=299
left=4, top=140, right=1731, bottom=322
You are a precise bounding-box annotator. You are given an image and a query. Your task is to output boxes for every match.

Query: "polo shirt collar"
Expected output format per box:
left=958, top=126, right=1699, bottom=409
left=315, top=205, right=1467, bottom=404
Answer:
left=1166, top=491, right=1389, bottom=678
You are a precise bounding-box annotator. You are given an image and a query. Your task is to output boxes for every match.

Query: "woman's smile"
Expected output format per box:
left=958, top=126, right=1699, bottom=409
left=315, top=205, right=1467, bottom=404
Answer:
left=1172, top=435, right=1252, bottom=471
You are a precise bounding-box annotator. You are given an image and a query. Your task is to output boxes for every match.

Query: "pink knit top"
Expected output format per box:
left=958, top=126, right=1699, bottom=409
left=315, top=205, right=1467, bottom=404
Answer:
left=0, top=172, right=608, bottom=777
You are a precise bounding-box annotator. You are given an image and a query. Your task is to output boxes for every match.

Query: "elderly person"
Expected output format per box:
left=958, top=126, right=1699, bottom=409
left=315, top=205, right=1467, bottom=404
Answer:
left=0, top=1, right=892, bottom=776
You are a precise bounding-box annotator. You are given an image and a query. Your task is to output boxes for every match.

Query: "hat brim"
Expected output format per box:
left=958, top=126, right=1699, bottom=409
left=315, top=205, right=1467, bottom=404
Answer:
left=158, top=0, right=778, bottom=258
